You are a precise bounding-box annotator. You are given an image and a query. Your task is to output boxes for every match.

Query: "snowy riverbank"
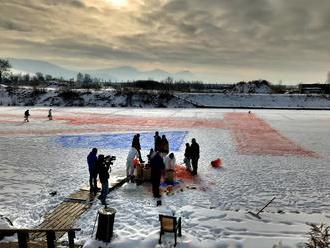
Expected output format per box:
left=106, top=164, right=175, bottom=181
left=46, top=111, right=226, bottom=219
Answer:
left=0, top=85, right=329, bottom=109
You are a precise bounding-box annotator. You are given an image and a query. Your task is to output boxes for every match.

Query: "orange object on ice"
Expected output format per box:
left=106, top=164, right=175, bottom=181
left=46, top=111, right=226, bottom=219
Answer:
left=211, top=158, right=222, bottom=168
left=133, top=158, right=140, bottom=168
left=175, top=165, right=193, bottom=180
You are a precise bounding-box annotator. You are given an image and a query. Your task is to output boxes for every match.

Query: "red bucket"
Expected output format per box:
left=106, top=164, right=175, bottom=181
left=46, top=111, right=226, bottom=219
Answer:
left=211, top=158, right=222, bottom=168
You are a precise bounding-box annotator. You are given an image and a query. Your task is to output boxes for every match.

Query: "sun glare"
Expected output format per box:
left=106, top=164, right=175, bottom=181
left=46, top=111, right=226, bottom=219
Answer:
left=108, top=0, right=128, bottom=7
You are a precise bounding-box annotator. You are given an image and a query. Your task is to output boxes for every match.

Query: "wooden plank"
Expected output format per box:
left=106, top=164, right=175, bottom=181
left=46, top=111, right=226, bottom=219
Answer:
left=30, top=175, right=127, bottom=241
left=43, top=203, right=67, bottom=219
left=34, top=203, right=81, bottom=239
left=32, top=203, right=80, bottom=239
left=38, top=203, right=75, bottom=229
left=0, top=241, right=82, bottom=248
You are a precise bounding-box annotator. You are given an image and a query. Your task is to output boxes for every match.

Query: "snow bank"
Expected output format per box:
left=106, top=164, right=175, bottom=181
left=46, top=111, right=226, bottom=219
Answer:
left=0, top=85, right=329, bottom=109
left=177, top=93, right=330, bottom=109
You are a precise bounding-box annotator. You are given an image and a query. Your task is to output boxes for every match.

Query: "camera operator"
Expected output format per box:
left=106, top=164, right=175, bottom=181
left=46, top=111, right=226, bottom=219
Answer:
left=97, top=155, right=109, bottom=205
left=96, top=154, right=116, bottom=205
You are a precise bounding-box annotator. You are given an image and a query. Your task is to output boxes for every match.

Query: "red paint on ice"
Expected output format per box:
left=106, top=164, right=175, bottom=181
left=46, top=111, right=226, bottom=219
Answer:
left=224, top=112, right=318, bottom=157
left=0, top=111, right=319, bottom=157
left=54, top=115, right=226, bottom=129
left=175, top=165, right=194, bottom=181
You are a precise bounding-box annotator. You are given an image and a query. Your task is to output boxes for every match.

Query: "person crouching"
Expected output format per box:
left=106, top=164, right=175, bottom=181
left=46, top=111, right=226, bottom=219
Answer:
left=164, top=153, right=176, bottom=184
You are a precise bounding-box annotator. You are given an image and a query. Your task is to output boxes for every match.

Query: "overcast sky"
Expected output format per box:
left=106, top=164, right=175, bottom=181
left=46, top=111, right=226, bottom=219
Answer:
left=0, top=0, right=329, bottom=83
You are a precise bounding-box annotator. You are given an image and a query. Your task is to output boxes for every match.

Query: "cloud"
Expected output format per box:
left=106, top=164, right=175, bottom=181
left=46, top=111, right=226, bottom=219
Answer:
left=0, top=0, right=329, bottom=82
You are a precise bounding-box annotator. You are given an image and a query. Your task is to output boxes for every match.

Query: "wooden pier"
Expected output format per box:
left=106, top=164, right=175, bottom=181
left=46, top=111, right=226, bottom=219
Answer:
left=0, top=174, right=127, bottom=247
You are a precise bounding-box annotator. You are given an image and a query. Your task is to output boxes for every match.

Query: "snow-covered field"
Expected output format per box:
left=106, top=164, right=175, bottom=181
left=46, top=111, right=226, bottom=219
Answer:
left=177, top=93, right=330, bottom=109
left=0, top=107, right=329, bottom=247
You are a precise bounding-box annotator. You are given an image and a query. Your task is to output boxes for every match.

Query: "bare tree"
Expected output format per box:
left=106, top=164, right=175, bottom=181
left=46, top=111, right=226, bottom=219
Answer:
left=0, top=59, right=11, bottom=82
left=327, top=71, right=330, bottom=84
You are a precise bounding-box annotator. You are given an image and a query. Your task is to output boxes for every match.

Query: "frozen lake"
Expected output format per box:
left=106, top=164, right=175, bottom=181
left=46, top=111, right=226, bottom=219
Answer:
left=0, top=107, right=329, bottom=246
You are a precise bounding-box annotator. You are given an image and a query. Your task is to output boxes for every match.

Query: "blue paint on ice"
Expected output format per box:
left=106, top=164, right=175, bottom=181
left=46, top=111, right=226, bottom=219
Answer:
left=55, top=131, right=188, bottom=151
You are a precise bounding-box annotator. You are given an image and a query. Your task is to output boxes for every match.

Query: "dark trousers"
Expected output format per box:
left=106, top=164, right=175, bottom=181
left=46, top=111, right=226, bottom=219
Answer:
left=89, top=172, right=97, bottom=193
left=191, top=158, right=199, bottom=175
left=152, top=178, right=161, bottom=198
left=137, top=149, right=144, bottom=163
left=100, top=179, right=109, bottom=205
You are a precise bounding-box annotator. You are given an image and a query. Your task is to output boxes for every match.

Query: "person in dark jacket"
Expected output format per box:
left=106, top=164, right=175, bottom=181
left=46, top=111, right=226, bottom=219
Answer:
left=48, top=109, right=53, bottom=120
left=160, top=135, right=169, bottom=155
left=132, top=133, right=144, bottom=163
left=190, top=138, right=200, bottom=175
left=24, top=110, right=30, bottom=122
left=154, top=131, right=162, bottom=152
left=184, top=143, right=192, bottom=171
left=96, top=154, right=110, bottom=205
left=87, top=148, right=98, bottom=194
left=150, top=151, right=165, bottom=198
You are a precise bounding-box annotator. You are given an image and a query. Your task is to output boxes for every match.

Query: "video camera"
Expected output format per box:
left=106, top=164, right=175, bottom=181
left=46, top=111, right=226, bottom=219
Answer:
left=104, top=155, right=116, bottom=166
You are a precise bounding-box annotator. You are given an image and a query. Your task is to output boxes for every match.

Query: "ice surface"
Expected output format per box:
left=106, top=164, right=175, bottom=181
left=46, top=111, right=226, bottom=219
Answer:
left=0, top=107, right=329, bottom=247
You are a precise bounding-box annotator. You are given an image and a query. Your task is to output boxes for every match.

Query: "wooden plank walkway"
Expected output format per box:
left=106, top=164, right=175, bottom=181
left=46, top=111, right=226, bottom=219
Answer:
left=0, top=241, right=52, bottom=248
left=30, top=174, right=127, bottom=240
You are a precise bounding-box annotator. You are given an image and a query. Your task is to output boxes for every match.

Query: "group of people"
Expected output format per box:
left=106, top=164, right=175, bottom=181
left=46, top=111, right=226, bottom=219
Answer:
left=125, top=131, right=171, bottom=182
left=87, top=131, right=200, bottom=204
left=183, top=138, right=200, bottom=176
left=23, top=109, right=53, bottom=122
left=126, top=131, right=200, bottom=198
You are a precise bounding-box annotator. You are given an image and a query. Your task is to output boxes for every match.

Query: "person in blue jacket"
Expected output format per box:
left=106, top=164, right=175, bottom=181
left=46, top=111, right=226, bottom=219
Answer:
left=87, top=148, right=98, bottom=194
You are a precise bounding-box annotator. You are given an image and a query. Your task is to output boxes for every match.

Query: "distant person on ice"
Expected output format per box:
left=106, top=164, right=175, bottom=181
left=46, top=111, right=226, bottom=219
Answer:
left=154, top=131, right=162, bottom=152
left=24, top=110, right=30, bottom=122
left=190, top=138, right=200, bottom=176
left=150, top=151, right=165, bottom=198
left=87, top=148, right=98, bottom=194
left=48, top=109, right=53, bottom=120
left=184, top=143, right=192, bottom=171
left=132, top=133, right=144, bottom=163
left=126, top=146, right=139, bottom=182
left=97, top=154, right=110, bottom=205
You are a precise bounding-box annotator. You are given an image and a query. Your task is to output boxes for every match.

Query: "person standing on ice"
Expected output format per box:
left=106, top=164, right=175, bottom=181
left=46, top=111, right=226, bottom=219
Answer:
left=48, top=109, right=53, bottom=120
left=24, top=109, right=30, bottom=122
left=126, top=146, right=139, bottom=182
left=132, top=133, right=144, bottom=163
left=154, top=131, right=162, bottom=152
left=97, top=154, right=110, bottom=205
left=190, top=138, right=200, bottom=176
left=184, top=143, right=192, bottom=171
left=150, top=151, right=165, bottom=198
left=160, top=134, right=169, bottom=156
left=87, top=148, right=98, bottom=194
left=164, top=153, right=176, bottom=184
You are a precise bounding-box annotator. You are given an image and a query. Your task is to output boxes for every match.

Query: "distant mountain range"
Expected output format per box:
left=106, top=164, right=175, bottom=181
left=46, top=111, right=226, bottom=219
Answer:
left=8, top=58, right=196, bottom=82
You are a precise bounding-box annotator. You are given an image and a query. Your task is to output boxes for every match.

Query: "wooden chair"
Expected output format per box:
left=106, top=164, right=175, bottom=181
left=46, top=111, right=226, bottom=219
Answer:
left=159, top=214, right=182, bottom=247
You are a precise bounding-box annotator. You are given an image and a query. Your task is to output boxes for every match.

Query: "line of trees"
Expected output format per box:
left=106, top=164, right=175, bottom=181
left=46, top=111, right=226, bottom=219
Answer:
left=1, top=58, right=330, bottom=94
left=0, top=59, right=11, bottom=82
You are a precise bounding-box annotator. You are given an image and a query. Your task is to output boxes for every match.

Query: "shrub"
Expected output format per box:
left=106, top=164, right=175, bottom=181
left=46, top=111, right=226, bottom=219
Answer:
left=305, top=223, right=330, bottom=248
left=57, top=88, right=80, bottom=100
left=31, top=87, right=46, bottom=97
